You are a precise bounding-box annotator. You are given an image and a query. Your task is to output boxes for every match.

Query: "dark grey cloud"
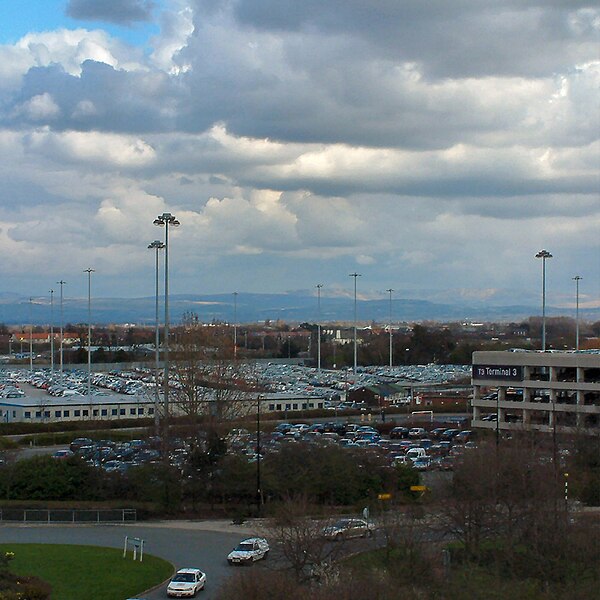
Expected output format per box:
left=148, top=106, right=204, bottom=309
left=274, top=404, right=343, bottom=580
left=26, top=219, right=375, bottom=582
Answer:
left=222, top=0, right=599, bottom=78
left=66, top=0, right=156, bottom=25
left=4, top=61, right=177, bottom=134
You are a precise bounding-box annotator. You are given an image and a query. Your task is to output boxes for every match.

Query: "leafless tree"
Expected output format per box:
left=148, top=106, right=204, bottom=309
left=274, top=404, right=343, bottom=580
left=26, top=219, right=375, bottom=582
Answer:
left=169, top=324, right=258, bottom=439
left=264, top=496, right=345, bottom=583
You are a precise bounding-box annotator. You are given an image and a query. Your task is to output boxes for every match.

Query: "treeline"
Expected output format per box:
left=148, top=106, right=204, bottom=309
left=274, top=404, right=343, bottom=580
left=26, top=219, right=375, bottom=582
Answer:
left=0, top=442, right=419, bottom=515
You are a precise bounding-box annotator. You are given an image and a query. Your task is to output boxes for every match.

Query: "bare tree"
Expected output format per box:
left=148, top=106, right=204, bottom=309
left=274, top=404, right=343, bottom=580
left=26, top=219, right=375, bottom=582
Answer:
left=264, top=496, right=345, bottom=583
left=170, top=324, right=258, bottom=438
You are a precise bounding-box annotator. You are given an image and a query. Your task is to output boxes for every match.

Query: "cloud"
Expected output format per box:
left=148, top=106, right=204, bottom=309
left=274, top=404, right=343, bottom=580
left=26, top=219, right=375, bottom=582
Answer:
left=66, top=0, right=156, bottom=25
left=0, top=0, right=597, bottom=304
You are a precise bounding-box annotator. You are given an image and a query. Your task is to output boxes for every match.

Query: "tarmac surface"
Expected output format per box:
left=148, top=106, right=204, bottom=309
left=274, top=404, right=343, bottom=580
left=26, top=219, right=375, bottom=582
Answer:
left=0, top=519, right=263, bottom=599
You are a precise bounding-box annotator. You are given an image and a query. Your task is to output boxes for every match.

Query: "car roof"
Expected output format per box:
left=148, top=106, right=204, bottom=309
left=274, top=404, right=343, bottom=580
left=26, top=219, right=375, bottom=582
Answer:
left=240, top=537, right=266, bottom=543
left=176, top=568, right=203, bottom=574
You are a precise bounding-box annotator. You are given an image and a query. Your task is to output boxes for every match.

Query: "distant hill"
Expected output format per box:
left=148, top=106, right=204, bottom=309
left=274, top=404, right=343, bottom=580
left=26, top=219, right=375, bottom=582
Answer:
left=0, top=292, right=596, bottom=326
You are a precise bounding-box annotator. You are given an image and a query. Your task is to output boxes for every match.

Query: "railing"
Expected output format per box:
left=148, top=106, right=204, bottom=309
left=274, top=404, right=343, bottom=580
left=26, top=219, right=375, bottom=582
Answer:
left=0, top=508, right=136, bottom=523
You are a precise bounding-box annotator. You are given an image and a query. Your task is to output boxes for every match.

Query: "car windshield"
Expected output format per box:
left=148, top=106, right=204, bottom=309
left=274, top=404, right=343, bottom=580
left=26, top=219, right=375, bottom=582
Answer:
left=235, top=543, right=254, bottom=551
left=172, top=573, right=195, bottom=582
left=334, top=519, right=352, bottom=528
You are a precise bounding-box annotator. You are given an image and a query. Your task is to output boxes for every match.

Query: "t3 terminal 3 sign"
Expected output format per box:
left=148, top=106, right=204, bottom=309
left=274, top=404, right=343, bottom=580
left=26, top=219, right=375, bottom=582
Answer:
left=472, top=365, right=523, bottom=381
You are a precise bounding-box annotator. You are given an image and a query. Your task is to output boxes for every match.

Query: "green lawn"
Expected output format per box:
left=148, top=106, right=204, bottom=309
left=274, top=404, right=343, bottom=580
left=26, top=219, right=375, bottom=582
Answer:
left=0, top=543, right=173, bottom=600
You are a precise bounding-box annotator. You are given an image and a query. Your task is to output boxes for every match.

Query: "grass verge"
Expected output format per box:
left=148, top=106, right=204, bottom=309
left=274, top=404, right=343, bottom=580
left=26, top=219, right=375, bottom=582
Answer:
left=0, top=543, right=173, bottom=600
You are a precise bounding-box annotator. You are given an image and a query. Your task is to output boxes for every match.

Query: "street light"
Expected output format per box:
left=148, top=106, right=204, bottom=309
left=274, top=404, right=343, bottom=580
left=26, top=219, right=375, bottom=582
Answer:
left=386, top=288, right=394, bottom=370
left=148, top=240, right=165, bottom=434
left=349, top=273, right=361, bottom=374
left=233, top=291, right=238, bottom=359
left=572, top=276, right=582, bottom=351
left=535, top=250, right=553, bottom=351
left=256, top=394, right=262, bottom=516
left=84, top=268, right=95, bottom=397
left=316, top=284, right=323, bottom=371
left=154, top=212, right=180, bottom=429
left=28, top=297, right=33, bottom=375
left=49, top=289, right=54, bottom=378
left=57, top=280, right=66, bottom=384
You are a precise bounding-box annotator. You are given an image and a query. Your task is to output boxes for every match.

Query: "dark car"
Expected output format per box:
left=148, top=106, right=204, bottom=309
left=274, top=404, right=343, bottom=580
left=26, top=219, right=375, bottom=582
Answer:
left=430, top=428, right=447, bottom=439
left=441, top=429, right=461, bottom=441
left=454, top=430, right=474, bottom=443
left=69, top=437, right=93, bottom=452
left=389, top=426, right=409, bottom=439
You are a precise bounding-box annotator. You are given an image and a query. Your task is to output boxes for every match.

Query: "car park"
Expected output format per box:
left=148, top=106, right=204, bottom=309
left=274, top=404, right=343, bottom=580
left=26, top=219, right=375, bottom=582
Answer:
left=227, top=537, right=269, bottom=565
left=167, top=568, right=206, bottom=597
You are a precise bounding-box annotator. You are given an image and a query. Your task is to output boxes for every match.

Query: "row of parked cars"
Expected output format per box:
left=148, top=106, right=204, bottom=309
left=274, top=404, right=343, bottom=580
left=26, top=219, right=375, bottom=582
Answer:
left=225, top=420, right=475, bottom=472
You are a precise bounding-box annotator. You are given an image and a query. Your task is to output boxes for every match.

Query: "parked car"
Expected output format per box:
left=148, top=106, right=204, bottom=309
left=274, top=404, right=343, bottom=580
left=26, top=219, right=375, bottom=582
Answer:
left=408, top=427, right=426, bottom=438
left=389, top=426, right=409, bottom=439
left=413, top=457, right=432, bottom=471
left=322, top=518, right=374, bottom=540
left=227, top=537, right=269, bottom=565
left=406, top=447, right=427, bottom=461
left=167, top=568, right=206, bottom=597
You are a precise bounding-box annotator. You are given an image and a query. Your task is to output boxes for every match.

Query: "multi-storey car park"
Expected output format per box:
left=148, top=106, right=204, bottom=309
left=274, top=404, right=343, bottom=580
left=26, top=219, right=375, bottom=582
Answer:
left=471, top=350, right=600, bottom=434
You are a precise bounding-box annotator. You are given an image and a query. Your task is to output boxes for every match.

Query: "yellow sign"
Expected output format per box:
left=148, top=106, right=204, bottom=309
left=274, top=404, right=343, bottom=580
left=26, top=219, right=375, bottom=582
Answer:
left=377, top=493, right=392, bottom=500
left=410, top=485, right=427, bottom=492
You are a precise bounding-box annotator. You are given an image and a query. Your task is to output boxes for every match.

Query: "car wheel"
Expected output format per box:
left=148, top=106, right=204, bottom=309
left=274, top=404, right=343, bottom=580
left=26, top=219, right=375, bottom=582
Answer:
left=336, top=532, right=344, bottom=541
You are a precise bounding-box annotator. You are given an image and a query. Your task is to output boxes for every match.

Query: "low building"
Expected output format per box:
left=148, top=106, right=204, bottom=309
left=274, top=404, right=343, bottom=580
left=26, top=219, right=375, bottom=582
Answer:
left=0, top=394, right=156, bottom=424
left=471, top=350, right=600, bottom=434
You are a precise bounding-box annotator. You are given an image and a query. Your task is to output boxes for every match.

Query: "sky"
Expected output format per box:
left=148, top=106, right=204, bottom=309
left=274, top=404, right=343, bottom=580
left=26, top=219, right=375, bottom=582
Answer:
left=0, top=0, right=598, bottom=310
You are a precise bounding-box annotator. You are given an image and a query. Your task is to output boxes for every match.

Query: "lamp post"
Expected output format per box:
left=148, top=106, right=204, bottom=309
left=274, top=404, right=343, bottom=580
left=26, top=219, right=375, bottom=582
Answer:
left=28, top=297, right=33, bottom=375
left=148, top=240, right=165, bottom=434
left=84, top=268, right=95, bottom=398
left=57, top=280, right=66, bottom=384
left=256, top=394, right=262, bottom=516
left=316, top=284, right=323, bottom=371
left=572, top=276, right=582, bottom=351
left=233, top=291, right=238, bottom=359
left=49, top=289, right=54, bottom=378
left=386, top=288, right=394, bottom=370
left=154, top=212, right=180, bottom=432
left=349, top=273, right=361, bottom=374
left=535, top=250, right=552, bottom=351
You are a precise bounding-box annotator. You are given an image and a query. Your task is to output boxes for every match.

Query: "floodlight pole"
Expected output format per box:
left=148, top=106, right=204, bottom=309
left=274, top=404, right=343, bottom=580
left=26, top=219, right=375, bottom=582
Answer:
left=57, top=280, right=66, bottom=384
left=316, top=284, right=323, bottom=371
left=49, top=289, right=54, bottom=378
left=148, top=240, right=165, bottom=434
left=349, top=273, right=361, bottom=374
left=154, top=212, right=180, bottom=437
left=573, top=276, right=582, bottom=351
left=386, top=288, right=394, bottom=370
left=535, top=250, right=553, bottom=351
left=84, top=268, right=95, bottom=398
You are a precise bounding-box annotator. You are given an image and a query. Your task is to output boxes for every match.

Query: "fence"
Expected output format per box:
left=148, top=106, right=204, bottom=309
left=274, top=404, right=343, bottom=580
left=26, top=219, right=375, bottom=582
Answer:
left=0, top=508, right=137, bottom=523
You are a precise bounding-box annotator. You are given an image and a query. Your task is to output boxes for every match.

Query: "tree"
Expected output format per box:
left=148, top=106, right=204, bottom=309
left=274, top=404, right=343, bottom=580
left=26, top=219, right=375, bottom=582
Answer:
left=170, top=325, right=256, bottom=437
left=265, top=497, right=345, bottom=582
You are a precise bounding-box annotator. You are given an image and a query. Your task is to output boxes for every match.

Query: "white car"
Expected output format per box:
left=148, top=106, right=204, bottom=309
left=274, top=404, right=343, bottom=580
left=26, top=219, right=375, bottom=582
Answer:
left=227, top=537, right=269, bottom=565
left=166, top=568, right=206, bottom=597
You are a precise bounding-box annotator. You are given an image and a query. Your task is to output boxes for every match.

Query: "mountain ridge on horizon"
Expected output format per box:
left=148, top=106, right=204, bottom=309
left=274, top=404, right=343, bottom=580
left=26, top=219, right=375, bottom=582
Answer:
left=0, top=291, right=595, bottom=326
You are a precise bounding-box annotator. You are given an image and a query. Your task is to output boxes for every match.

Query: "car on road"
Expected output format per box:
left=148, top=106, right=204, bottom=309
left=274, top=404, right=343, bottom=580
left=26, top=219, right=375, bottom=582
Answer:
left=167, top=568, right=206, bottom=597
left=322, top=518, right=374, bottom=540
left=227, top=537, right=269, bottom=565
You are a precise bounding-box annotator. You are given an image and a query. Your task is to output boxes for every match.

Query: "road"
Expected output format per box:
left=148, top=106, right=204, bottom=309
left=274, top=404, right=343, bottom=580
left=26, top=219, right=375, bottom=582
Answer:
left=0, top=521, right=255, bottom=599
